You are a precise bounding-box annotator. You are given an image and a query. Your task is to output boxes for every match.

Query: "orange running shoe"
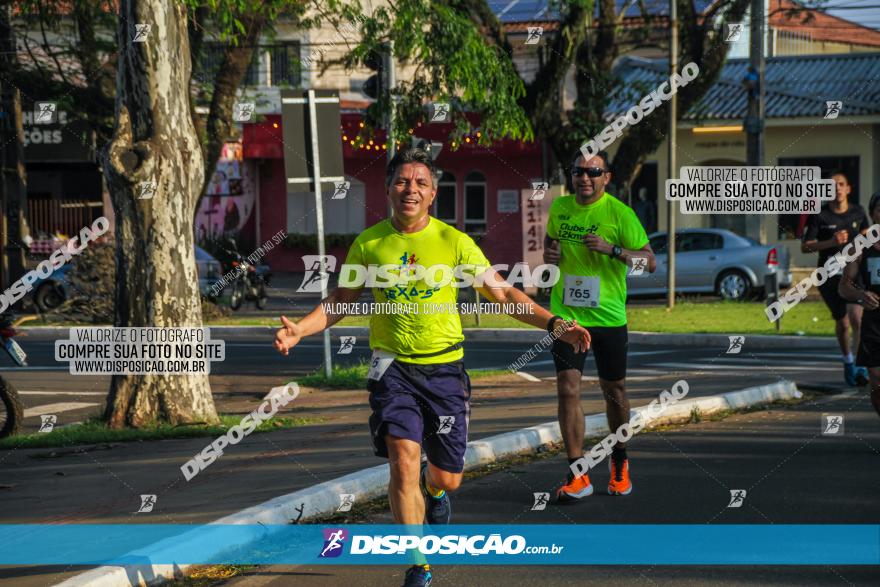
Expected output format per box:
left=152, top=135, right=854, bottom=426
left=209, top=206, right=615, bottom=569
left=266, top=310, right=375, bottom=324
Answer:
left=607, top=458, right=632, bottom=495
left=556, top=471, right=594, bottom=503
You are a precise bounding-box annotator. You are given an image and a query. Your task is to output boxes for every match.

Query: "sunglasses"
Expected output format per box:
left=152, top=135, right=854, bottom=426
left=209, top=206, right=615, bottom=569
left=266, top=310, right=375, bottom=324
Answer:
left=571, top=166, right=608, bottom=178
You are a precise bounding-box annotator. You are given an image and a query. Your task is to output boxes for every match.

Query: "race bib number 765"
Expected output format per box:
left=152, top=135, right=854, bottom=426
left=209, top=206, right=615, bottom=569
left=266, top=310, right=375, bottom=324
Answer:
left=563, top=275, right=600, bottom=307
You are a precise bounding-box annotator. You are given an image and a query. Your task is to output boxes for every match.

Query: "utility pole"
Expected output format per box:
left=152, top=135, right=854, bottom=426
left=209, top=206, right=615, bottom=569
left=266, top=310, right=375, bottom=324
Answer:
left=666, top=0, right=678, bottom=310
left=386, top=41, right=396, bottom=163
left=745, top=0, right=766, bottom=241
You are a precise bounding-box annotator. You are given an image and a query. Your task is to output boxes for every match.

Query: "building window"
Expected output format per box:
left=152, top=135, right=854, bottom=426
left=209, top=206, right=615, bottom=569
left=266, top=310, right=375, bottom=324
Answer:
left=268, top=44, right=302, bottom=87
left=433, top=172, right=456, bottom=224
left=196, top=43, right=301, bottom=87
left=464, top=171, right=486, bottom=235
left=776, top=156, right=859, bottom=240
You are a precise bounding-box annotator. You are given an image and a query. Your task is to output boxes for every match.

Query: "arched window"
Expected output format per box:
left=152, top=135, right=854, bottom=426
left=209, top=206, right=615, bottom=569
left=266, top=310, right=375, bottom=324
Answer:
left=432, top=172, right=457, bottom=224
left=464, top=171, right=486, bottom=235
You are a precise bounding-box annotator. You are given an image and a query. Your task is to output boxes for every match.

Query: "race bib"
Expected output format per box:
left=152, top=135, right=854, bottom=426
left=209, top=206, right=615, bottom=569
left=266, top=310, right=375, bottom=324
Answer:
left=367, top=349, right=397, bottom=381
left=869, top=258, right=880, bottom=286
left=563, top=275, right=600, bottom=307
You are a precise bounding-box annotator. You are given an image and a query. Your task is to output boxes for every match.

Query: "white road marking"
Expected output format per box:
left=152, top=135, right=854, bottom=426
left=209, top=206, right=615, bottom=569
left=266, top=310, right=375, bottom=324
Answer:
left=651, top=362, right=838, bottom=372
left=515, top=372, right=541, bottom=382
left=709, top=357, right=831, bottom=365
left=748, top=352, right=835, bottom=359
left=23, top=402, right=101, bottom=418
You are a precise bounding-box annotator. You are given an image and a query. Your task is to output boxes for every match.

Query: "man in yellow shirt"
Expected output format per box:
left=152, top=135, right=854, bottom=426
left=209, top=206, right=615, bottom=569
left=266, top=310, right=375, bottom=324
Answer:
left=274, top=148, right=590, bottom=587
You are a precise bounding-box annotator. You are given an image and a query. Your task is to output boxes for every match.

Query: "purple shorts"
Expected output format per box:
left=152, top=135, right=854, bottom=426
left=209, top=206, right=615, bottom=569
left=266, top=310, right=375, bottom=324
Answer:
left=367, top=359, right=471, bottom=473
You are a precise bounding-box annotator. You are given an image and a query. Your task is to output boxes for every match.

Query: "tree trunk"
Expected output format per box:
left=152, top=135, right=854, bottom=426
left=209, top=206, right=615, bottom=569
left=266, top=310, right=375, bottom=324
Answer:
left=610, top=0, right=751, bottom=196
left=102, top=0, right=219, bottom=428
left=198, top=13, right=266, bottom=213
left=0, top=4, right=29, bottom=286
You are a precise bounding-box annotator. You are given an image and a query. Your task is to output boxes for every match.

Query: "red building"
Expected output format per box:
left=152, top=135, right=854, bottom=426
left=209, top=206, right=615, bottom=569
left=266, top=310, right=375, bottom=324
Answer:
left=242, top=110, right=545, bottom=272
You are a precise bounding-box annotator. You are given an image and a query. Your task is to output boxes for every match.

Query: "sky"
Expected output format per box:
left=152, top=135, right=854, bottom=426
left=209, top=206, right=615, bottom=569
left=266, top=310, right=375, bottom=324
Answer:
left=824, top=0, right=880, bottom=30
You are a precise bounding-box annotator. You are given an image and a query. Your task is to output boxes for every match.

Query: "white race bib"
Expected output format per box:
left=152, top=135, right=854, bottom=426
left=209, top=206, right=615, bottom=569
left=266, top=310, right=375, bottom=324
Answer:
left=868, top=257, right=880, bottom=286
left=367, top=349, right=397, bottom=381
left=563, top=275, right=600, bottom=307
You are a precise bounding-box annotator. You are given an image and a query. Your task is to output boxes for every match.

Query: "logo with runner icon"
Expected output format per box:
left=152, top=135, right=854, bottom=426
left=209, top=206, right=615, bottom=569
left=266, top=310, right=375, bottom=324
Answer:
left=821, top=414, right=844, bottom=436
left=727, top=489, right=746, bottom=508
left=319, top=528, right=348, bottom=558
left=137, top=494, right=157, bottom=513
left=38, top=414, right=57, bottom=433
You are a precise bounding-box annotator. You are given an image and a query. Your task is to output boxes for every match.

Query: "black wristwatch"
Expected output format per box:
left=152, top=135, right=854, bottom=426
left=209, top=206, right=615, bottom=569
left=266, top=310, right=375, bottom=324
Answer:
left=547, top=315, right=564, bottom=335
left=610, top=245, right=623, bottom=258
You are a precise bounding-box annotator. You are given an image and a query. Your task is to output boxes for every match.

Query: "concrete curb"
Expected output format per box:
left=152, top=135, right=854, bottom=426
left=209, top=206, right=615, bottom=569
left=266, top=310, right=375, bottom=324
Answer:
left=54, top=380, right=801, bottom=587
left=24, top=325, right=836, bottom=349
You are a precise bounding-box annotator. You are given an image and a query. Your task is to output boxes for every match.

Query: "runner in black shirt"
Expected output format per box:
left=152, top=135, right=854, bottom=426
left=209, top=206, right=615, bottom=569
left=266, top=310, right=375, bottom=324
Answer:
left=840, top=191, right=880, bottom=417
left=802, top=171, right=870, bottom=386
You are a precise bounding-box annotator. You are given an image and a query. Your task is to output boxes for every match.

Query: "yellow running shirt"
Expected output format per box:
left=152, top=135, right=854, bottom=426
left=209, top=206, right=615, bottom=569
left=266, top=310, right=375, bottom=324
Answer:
left=344, top=217, right=491, bottom=364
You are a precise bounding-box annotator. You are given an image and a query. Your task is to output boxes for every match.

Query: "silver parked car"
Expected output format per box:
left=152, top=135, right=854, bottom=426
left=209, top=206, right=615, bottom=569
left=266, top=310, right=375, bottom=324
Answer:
left=627, top=228, right=792, bottom=300
left=195, top=246, right=224, bottom=299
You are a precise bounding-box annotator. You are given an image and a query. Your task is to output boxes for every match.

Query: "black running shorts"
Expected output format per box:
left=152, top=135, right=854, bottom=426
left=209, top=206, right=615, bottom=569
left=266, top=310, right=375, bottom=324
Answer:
left=551, top=325, right=628, bottom=381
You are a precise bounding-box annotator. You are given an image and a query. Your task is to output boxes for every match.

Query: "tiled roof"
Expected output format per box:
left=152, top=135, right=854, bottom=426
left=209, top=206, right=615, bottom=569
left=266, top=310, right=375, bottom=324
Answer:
left=770, top=0, right=880, bottom=48
left=609, top=52, right=880, bottom=120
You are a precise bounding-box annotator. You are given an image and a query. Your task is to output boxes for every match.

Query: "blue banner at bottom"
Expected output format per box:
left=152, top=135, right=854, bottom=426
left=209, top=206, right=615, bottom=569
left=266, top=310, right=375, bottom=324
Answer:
left=0, top=524, right=877, bottom=565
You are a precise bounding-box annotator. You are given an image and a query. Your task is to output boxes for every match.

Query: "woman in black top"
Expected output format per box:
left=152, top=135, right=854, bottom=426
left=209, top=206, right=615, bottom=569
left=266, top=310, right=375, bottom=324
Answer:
left=840, top=191, right=880, bottom=417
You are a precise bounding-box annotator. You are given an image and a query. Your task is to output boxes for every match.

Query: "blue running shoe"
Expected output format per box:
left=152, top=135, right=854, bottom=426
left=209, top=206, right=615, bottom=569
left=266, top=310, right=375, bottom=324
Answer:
left=844, top=362, right=858, bottom=386
left=420, top=462, right=452, bottom=525
left=402, top=564, right=433, bottom=587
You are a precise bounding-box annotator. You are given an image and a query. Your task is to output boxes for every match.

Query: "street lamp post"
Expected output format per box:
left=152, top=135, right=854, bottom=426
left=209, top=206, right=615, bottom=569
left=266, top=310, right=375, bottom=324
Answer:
left=666, top=0, right=678, bottom=310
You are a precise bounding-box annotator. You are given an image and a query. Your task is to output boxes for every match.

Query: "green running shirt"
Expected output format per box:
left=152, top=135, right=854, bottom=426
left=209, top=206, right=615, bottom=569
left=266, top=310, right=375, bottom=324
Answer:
left=344, top=216, right=491, bottom=364
left=546, top=193, right=649, bottom=327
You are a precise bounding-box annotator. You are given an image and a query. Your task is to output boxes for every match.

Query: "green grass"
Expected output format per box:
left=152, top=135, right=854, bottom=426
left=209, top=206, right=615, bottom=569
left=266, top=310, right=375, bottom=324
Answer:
left=296, top=360, right=372, bottom=389
left=205, top=300, right=837, bottom=336
left=625, top=300, right=834, bottom=336
left=0, top=414, right=320, bottom=451
left=22, top=300, right=837, bottom=336
left=296, top=361, right=511, bottom=389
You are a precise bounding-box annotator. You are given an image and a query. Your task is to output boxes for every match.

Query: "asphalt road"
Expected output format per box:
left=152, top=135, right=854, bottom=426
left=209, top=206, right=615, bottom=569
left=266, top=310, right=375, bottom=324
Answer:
left=212, top=389, right=880, bottom=587
left=0, top=332, right=869, bottom=586
left=1, top=331, right=843, bottom=434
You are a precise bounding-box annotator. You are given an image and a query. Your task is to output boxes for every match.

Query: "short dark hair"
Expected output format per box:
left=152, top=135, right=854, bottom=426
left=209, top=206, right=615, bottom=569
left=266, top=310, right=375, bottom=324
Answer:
left=829, top=169, right=850, bottom=184
left=386, top=148, right=439, bottom=188
left=571, top=149, right=612, bottom=174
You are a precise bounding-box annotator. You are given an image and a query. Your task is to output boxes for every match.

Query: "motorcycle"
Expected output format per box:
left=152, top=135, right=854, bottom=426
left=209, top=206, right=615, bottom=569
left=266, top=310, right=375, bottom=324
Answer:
left=228, top=255, right=272, bottom=311
left=0, top=312, right=28, bottom=439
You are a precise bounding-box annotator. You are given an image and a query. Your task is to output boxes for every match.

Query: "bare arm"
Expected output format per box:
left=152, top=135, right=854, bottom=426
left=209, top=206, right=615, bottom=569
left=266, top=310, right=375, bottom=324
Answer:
left=838, top=258, right=879, bottom=310
left=619, top=243, right=656, bottom=273
left=803, top=230, right=848, bottom=253
left=274, top=286, right=363, bottom=356
left=476, top=268, right=590, bottom=352
left=583, top=236, right=656, bottom=273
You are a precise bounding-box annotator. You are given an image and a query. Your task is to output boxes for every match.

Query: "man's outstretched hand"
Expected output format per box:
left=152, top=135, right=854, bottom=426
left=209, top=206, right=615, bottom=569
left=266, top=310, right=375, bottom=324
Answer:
left=555, top=320, right=591, bottom=353
left=274, top=315, right=302, bottom=356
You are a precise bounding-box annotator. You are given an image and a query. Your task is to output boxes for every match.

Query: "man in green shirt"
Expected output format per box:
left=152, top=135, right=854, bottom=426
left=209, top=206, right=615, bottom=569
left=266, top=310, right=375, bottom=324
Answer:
left=544, top=150, right=656, bottom=502
left=274, top=148, right=590, bottom=587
